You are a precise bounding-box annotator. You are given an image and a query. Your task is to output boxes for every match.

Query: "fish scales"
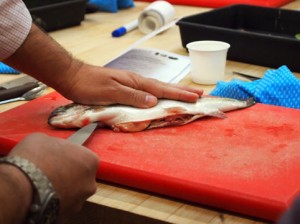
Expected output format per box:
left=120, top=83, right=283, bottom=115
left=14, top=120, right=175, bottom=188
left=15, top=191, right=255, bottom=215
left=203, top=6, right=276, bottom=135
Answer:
left=48, top=97, right=255, bottom=132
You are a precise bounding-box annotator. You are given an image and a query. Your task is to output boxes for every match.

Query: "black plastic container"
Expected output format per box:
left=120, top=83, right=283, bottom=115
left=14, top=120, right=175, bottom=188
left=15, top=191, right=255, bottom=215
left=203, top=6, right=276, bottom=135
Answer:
left=24, top=0, right=87, bottom=32
left=177, top=5, right=300, bottom=72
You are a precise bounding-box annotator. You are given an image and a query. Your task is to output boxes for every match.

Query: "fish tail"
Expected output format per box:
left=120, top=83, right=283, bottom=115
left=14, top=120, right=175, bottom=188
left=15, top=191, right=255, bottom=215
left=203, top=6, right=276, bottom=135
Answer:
left=245, top=97, right=256, bottom=108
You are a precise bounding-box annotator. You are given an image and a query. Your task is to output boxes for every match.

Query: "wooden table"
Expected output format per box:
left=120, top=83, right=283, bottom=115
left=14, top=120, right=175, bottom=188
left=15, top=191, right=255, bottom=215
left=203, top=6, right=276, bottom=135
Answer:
left=1, top=1, right=300, bottom=224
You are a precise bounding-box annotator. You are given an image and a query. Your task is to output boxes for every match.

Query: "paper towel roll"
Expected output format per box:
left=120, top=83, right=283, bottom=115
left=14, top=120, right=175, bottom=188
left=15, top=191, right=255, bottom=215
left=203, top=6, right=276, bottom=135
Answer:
left=138, top=1, right=175, bottom=34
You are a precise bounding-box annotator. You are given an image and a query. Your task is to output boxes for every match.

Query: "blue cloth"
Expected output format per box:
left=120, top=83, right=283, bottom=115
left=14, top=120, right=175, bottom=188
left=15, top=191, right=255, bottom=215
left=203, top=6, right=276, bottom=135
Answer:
left=0, top=62, right=20, bottom=74
left=210, top=66, right=300, bottom=109
left=88, top=0, right=134, bottom=12
left=117, top=0, right=134, bottom=8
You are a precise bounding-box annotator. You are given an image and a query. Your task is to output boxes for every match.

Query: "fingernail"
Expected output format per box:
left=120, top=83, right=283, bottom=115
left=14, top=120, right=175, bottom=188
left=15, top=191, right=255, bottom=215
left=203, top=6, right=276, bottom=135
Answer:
left=145, top=95, right=157, bottom=106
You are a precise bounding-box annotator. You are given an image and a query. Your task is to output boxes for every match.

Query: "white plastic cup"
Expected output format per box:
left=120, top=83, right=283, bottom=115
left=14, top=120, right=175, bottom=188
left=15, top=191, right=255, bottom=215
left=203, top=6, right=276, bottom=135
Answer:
left=186, top=40, right=230, bottom=85
left=138, top=1, right=175, bottom=34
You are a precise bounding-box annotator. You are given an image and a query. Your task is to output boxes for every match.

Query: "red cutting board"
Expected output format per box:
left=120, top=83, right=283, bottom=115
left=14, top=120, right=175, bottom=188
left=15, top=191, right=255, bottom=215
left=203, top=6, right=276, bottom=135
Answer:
left=1, top=91, right=300, bottom=221
left=136, top=0, right=294, bottom=7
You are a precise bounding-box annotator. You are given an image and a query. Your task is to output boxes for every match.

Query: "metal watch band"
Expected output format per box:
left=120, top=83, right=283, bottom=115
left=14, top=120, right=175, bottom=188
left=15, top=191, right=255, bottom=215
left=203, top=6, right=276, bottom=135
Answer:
left=0, top=156, right=58, bottom=224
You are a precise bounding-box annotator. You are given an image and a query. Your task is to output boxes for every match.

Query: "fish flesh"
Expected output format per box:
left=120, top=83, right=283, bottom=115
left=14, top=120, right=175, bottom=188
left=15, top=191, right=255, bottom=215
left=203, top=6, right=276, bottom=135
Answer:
left=48, top=97, right=255, bottom=132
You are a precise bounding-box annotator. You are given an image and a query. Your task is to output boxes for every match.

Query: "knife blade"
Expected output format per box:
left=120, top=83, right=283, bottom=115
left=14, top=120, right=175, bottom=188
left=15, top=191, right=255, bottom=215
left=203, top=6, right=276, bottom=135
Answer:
left=0, top=75, right=40, bottom=101
left=0, top=75, right=38, bottom=89
left=67, top=123, right=98, bottom=145
left=0, top=82, right=40, bottom=101
left=232, top=71, right=261, bottom=81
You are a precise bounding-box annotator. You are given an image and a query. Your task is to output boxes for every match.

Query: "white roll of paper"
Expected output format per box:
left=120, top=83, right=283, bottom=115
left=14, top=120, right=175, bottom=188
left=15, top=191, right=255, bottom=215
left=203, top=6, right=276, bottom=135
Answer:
left=138, top=1, right=176, bottom=34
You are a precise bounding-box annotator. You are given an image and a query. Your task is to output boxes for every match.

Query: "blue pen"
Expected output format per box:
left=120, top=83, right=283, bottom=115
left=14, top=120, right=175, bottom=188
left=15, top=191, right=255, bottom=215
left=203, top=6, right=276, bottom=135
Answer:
left=112, top=19, right=138, bottom=37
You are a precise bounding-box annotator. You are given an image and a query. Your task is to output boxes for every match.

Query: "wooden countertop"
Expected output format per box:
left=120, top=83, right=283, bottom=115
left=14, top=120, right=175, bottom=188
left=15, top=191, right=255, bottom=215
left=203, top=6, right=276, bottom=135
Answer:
left=1, top=1, right=300, bottom=224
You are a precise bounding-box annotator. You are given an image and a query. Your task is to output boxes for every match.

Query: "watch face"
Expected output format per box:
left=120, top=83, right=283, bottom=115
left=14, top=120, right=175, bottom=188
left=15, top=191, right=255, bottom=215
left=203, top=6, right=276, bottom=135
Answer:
left=39, top=192, right=60, bottom=224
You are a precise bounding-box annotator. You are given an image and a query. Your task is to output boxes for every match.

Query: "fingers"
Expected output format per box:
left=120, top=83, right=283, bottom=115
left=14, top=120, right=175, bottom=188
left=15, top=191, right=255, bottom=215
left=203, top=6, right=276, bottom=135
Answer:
left=116, top=75, right=203, bottom=108
left=66, top=66, right=203, bottom=108
left=154, top=82, right=202, bottom=102
left=130, top=73, right=203, bottom=100
left=112, top=83, right=203, bottom=108
left=109, top=84, right=158, bottom=108
left=175, top=85, right=204, bottom=97
left=9, top=133, right=99, bottom=217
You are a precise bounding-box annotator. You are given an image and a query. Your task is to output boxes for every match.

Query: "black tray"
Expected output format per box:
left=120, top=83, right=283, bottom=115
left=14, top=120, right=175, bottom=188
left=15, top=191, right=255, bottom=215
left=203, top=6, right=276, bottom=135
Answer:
left=177, top=4, right=300, bottom=72
left=24, top=0, right=87, bottom=32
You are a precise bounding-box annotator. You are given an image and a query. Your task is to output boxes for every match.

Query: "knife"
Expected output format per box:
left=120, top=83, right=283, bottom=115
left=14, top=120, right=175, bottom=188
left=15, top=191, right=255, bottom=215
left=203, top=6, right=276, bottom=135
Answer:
left=232, top=71, right=261, bottom=81
left=0, top=82, right=40, bottom=101
left=0, top=75, right=40, bottom=101
left=0, top=75, right=38, bottom=89
left=67, top=123, right=98, bottom=145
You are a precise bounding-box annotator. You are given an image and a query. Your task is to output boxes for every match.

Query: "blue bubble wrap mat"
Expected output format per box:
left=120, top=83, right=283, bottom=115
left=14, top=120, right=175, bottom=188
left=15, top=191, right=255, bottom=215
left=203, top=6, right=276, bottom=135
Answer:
left=210, top=66, right=300, bottom=109
left=0, top=62, right=20, bottom=74
left=88, top=0, right=134, bottom=12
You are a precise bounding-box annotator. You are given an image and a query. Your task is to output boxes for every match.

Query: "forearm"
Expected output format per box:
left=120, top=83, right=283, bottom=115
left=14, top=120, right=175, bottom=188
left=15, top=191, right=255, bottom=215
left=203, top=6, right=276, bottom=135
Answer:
left=3, top=23, right=83, bottom=95
left=3, top=9, right=202, bottom=107
left=0, top=164, right=32, bottom=224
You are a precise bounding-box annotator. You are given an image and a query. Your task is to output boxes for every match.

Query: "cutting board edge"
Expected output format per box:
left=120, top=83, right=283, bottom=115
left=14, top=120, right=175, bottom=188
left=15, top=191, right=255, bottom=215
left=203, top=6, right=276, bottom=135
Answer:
left=98, top=161, right=288, bottom=221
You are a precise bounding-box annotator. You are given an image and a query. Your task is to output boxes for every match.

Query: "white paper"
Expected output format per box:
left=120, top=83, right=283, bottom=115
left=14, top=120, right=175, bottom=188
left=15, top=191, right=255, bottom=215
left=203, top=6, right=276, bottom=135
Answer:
left=105, top=48, right=190, bottom=84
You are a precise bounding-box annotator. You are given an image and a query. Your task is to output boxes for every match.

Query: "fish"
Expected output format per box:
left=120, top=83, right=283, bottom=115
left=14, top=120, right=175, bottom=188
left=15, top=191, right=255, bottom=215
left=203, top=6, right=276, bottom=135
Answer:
left=48, top=96, right=255, bottom=132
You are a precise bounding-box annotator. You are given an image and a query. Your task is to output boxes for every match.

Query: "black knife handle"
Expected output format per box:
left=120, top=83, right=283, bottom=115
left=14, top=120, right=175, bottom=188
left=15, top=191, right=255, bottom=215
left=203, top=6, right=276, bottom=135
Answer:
left=0, top=82, right=39, bottom=101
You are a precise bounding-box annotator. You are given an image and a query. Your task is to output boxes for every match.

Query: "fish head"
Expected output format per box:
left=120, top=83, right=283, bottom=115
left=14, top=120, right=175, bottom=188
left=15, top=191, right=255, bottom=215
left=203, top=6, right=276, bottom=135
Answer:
left=48, top=103, right=92, bottom=128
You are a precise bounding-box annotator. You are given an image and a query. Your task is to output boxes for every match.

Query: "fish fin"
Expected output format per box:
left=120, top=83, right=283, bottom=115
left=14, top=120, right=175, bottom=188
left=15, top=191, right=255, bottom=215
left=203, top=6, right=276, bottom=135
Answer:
left=207, top=110, right=227, bottom=119
left=165, top=107, right=186, bottom=114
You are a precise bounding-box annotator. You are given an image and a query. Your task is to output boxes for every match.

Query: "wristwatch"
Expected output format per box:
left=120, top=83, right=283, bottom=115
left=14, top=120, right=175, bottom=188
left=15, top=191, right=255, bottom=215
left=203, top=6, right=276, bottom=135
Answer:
left=0, top=156, right=60, bottom=224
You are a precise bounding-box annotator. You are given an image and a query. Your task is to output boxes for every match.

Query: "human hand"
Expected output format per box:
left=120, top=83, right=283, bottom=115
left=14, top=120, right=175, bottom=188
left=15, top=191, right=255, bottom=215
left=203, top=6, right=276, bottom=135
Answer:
left=56, top=64, right=203, bottom=108
left=4, top=24, right=202, bottom=108
left=9, top=133, right=99, bottom=217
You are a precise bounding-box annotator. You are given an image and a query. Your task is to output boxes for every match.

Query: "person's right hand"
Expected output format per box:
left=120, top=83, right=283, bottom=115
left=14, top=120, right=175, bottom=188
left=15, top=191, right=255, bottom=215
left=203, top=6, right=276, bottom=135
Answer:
left=8, top=132, right=99, bottom=218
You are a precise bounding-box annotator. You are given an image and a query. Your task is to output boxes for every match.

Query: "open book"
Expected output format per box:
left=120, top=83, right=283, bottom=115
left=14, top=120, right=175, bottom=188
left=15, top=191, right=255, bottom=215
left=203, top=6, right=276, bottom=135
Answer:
left=105, top=48, right=190, bottom=84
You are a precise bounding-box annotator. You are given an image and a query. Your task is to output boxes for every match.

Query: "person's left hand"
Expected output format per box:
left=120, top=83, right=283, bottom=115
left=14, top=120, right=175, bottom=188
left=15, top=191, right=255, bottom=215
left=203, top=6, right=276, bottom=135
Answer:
left=56, top=64, right=203, bottom=108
